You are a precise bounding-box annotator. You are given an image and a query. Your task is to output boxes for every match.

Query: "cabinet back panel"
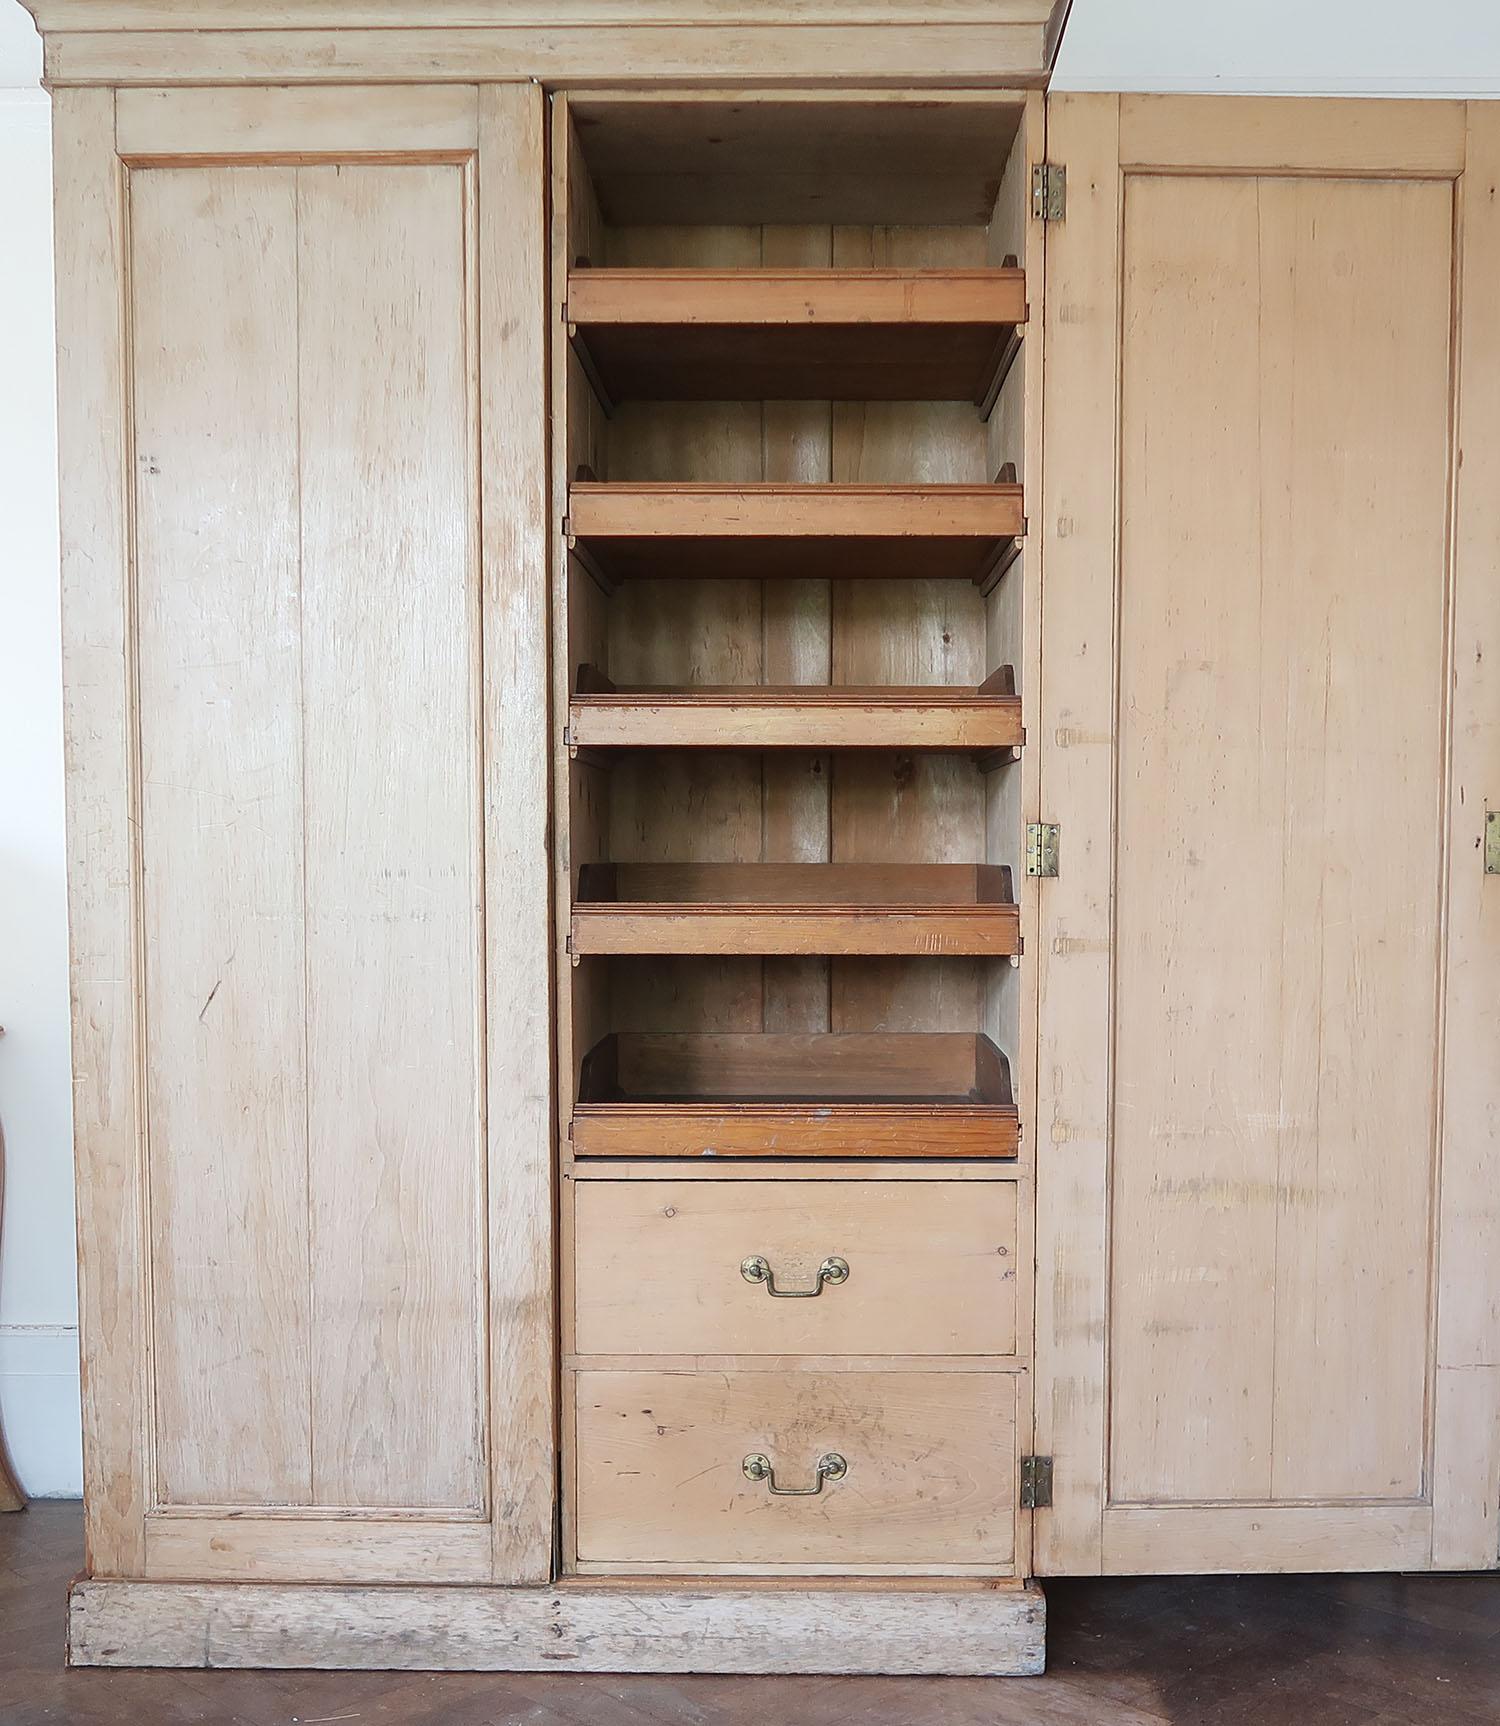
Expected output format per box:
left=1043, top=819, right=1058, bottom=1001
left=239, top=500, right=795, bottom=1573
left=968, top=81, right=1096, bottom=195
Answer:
left=1108, top=173, right=1453, bottom=1505
left=131, top=162, right=486, bottom=1512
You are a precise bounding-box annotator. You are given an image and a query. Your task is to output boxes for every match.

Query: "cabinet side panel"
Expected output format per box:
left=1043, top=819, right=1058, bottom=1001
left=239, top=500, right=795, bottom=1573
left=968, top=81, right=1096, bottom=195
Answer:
left=53, top=85, right=150, bottom=1577
left=1109, top=174, right=1453, bottom=1505
left=130, top=165, right=314, bottom=1507
left=297, top=162, right=487, bottom=1512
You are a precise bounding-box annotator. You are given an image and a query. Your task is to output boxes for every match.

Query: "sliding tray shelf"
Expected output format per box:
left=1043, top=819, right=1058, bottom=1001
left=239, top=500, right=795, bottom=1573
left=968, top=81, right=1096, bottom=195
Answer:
left=566, top=267, right=1026, bottom=406
left=566, top=482, right=1023, bottom=585
left=568, top=666, right=1023, bottom=754
left=571, top=863, right=1019, bottom=957
left=571, top=1031, right=1019, bottom=1159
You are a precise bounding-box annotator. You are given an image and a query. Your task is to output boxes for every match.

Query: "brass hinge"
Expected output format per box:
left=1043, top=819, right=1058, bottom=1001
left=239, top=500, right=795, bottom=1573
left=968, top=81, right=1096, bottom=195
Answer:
left=1486, top=810, right=1500, bottom=875
left=1025, top=822, right=1060, bottom=878
left=1020, top=1455, right=1053, bottom=1510
left=1031, top=163, right=1066, bottom=222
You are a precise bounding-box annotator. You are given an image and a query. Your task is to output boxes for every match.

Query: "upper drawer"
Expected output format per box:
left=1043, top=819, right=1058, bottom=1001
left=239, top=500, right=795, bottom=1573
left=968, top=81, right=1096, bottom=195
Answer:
left=573, top=1179, right=1017, bottom=1357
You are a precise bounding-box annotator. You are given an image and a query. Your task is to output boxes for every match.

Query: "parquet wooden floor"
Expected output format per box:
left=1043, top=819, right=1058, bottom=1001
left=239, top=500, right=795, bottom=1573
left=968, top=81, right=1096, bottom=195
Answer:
left=2, top=1502, right=1497, bottom=1724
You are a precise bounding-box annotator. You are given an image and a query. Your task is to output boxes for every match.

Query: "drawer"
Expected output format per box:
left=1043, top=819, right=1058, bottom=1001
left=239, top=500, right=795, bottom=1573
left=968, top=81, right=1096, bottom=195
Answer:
left=573, top=1369, right=1018, bottom=1570
left=573, top=1179, right=1016, bottom=1356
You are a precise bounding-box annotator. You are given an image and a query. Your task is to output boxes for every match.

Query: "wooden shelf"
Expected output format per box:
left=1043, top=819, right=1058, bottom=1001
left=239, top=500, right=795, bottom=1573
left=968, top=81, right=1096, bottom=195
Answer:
left=568, top=665, right=1022, bottom=754
left=571, top=863, right=1018, bottom=957
left=566, top=268, right=1025, bottom=406
left=571, top=1032, right=1018, bottom=1159
left=566, top=482, right=1023, bottom=585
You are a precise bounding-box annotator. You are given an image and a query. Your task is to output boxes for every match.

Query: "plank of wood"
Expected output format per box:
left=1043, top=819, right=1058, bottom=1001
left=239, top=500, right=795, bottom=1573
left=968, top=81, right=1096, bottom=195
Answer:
left=569, top=266, right=1025, bottom=325
left=67, top=1577, right=1046, bottom=1675
left=566, top=267, right=1025, bottom=402
left=1029, top=91, right=1121, bottom=1579
left=43, top=25, right=1053, bottom=89
left=568, top=1161, right=1012, bottom=1181
left=571, top=864, right=1019, bottom=957
left=130, top=163, right=313, bottom=1508
left=571, top=1104, right=1019, bottom=1159
left=568, top=482, right=1023, bottom=583
left=31, top=0, right=1055, bottom=27
left=573, top=1370, right=1018, bottom=1569
left=141, top=1515, right=492, bottom=1584
left=49, top=85, right=148, bottom=1577
left=477, top=81, right=554, bottom=1586
left=1432, top=101, right=1500, bottom=1571
left=1101, top=1506, right=1434, bottom=1576
left=569, top=683, right=1022, bottom=751
left=572, top=1179, right=1018, bottom=1354
left=296, top=160, right=486, bottom=1512
left=1119, top=93, right=1466, bottom=175
left=114, top=83, right=479, bottom=157
left=571, top=906, right=1020, bottom=958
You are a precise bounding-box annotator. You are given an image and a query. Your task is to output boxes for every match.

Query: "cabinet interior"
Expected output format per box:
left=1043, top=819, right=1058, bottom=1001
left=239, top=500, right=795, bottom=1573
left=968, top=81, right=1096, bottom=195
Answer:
left=556, top=93, right=1034, bottom=1145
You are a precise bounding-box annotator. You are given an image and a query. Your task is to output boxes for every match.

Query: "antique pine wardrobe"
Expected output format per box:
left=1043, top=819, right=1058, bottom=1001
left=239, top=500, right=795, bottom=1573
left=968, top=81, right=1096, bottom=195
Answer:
left=28, top=0, right=1500, bottom=1677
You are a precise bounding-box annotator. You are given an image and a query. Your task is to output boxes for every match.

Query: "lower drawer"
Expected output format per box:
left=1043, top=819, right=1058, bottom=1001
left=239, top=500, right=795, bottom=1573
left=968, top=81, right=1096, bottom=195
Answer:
left=573, top=1369, right=1019, bottom=1572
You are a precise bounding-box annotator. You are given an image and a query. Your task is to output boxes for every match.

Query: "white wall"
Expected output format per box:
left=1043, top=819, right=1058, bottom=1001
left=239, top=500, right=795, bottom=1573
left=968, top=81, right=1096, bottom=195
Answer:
left=1051, top=0, right=1500, bottom=95
left=0, top=0, right=1496, bottom=1504
left=0, top=1, right=79, bottom=1499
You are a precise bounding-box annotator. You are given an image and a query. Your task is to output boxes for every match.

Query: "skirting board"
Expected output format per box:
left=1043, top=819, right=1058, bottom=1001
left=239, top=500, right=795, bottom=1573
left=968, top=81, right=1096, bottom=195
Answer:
left=68, top=1578, right=1046, bottom=1675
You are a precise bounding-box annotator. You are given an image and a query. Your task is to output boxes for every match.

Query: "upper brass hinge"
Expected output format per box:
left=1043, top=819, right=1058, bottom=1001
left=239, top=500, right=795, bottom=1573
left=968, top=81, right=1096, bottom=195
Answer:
left=1025, top=822, right=1060, bottom=878
left=1020, top=1455, right=1053, bottom=1510
left=1031, top=163, right=1066, bottom=222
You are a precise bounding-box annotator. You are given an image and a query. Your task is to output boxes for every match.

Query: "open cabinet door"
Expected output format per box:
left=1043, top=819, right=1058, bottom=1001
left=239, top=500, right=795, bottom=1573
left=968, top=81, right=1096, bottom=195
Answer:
left=1034, top=95, right=1500, bottom=1575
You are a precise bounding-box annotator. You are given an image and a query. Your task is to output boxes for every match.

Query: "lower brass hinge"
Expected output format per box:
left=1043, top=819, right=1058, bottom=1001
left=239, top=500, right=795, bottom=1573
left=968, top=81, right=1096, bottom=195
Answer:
left=1025, top=822, right=1060, bottom=878
left=1020, top=1455, right=1053, bottom=1510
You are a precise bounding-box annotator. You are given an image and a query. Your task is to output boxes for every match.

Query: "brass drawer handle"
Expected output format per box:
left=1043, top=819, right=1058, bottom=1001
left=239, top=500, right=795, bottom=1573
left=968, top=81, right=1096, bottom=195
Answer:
left=742, top=1452, right=848, bottom=1496
left=740, top=1254, right=849, bottom=1298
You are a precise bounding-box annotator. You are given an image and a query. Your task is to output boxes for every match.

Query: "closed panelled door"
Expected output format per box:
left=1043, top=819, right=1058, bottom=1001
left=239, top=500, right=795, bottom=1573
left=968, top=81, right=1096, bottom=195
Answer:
left=53, top=85, right=552, bottom=1583
left=1036, top=97, right=1500, bottom=1574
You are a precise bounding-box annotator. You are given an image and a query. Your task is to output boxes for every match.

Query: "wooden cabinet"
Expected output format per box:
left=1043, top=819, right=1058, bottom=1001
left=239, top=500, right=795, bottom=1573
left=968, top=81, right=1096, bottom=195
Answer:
left=26, top=0, right=1500, bottom=1678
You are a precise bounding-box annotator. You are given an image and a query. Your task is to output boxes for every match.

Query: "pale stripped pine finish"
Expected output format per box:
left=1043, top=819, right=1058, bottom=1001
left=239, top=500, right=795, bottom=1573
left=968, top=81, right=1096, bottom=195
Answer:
left=573, top=1370, right=1019, bottom=1572
left=1035, top=94, right=1500, bottom=1576
left=66, top=1576, right=1045, bottom=1676
left=52, top=83, right=554, bottom=1586
left=572, top=1179, right=1018, bottom=1356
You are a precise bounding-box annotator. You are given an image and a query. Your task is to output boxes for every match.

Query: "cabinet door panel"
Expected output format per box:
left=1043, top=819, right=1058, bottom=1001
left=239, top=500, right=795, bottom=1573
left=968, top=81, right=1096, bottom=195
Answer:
left=135, top=156, right=484, bottom=1518
left=1036, top=95, right=1500, bottom=1574
left=57, top=85, right=552, bottom=1583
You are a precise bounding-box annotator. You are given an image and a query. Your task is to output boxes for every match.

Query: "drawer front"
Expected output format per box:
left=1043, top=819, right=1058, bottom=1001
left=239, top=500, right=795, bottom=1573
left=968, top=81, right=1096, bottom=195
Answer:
left=573, top=1180, right=1016, bottom=1356
left=574, top=1370, right=1018, bottom=1570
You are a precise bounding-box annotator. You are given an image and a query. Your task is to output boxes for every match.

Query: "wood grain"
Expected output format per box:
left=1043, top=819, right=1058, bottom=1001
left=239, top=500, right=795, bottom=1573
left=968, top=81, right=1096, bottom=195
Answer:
left=573, top=1370, right=1019, bottom=1570
left=477, top=81, right=554, bottom=1586
left=42, top=26, right=1051, bottom=91
left=1432, top=101, right=1500, bottom=1570
left=50, top=85, right=149, bottom=1578
left=295, top=160, right=486, bottom=1513
left=67, top=1573, right=1045, bottom=1675
left=572, top=1179, right=1017, bottom=1355
left=567, top=266, right=1025, bottom=403
left=130, top=164, right=312, bottom=1508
